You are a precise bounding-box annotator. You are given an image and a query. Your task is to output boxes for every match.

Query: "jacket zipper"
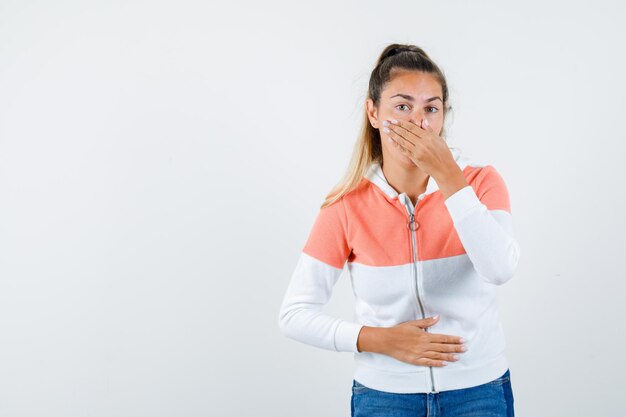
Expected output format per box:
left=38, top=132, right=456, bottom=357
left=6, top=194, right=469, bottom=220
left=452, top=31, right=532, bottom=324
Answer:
left=402, top=194, right=438, bottom=393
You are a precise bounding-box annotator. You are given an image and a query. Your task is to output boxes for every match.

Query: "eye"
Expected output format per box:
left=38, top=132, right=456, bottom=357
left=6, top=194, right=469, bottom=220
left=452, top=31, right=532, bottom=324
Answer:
left=395, top=104, right=410, bottom=111
left=427, top=106, right=439, bottom=113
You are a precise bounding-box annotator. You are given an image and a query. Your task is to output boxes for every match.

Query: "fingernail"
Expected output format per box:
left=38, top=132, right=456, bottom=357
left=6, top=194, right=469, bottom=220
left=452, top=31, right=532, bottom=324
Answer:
left=459, top=337, right=466, bottom=343
left=390, top=119, right=398, bottom=124
left=383, top=120, right=389, bottom=127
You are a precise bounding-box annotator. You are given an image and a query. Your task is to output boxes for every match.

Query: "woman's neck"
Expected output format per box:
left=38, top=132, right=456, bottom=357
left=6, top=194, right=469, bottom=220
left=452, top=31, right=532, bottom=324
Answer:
left=381, top=161, right=430, bottom=204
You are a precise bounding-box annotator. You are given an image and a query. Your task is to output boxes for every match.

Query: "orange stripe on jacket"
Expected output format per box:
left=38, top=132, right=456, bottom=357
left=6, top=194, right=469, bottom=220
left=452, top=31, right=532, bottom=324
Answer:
left=303, top=164, right=512, bottom=268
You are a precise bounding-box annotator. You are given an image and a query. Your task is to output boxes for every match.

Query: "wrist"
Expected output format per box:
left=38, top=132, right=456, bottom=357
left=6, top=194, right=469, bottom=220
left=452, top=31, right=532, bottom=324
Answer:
left=357, top=326, right=388, bottom=354
left=436, top=167, right=468, bottom=201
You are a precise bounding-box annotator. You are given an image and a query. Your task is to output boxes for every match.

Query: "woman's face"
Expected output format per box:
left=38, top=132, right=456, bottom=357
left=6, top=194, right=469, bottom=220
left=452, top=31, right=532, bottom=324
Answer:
left=366, top=70, right=445, bottom=168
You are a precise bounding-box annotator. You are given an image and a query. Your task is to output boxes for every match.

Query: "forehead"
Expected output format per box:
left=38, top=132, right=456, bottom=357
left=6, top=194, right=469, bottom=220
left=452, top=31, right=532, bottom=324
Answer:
left=383, top=70, right=442, bottom=98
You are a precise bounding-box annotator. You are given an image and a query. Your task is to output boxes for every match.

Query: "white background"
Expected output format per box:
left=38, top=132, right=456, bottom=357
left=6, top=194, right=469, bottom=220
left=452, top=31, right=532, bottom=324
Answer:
left=1, top=1, right=624, bottom=416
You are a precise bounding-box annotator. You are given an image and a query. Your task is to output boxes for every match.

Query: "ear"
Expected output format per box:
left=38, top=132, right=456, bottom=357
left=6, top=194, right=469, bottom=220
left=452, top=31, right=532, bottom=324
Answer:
left=366, top=98, right=379, bottom=128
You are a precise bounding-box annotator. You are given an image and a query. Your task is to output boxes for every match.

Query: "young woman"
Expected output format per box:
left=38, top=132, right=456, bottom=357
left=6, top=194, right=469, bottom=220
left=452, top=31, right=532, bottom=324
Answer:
left=278, top=43, right=520, bottom=417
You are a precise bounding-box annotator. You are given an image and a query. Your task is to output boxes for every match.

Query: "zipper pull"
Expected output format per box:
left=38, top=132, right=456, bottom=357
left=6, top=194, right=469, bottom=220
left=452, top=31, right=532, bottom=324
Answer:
left=407, top=213, right=418, bottom=231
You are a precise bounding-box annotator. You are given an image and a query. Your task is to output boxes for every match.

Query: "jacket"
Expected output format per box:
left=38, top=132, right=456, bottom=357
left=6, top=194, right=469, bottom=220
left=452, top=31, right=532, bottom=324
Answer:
left=277, top=146, right=521, bottom=394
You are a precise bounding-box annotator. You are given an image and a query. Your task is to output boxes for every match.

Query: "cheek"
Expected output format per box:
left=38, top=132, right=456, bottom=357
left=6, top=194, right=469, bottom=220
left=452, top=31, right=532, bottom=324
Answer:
left=383, top=136, right=404, bottom=155
left=381, top=133, right=395, bottom=151
left=378, top=111, right=392, bottom=123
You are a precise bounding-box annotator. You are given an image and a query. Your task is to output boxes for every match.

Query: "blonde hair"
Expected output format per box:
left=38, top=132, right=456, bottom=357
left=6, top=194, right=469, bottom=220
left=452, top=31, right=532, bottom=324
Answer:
left=321, top=43, right=452, bottom=209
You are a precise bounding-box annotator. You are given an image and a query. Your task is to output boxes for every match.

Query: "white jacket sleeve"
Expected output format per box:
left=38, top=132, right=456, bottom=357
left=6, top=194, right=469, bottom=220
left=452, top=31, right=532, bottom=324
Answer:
left=278, top=198, right=364, bottom=353
left=444, top=165, right=521, bottom=285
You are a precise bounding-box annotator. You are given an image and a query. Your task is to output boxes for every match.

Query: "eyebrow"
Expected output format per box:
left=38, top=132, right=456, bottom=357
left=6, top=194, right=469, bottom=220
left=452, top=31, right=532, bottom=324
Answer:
left=389, top=93, right=442, bottom=103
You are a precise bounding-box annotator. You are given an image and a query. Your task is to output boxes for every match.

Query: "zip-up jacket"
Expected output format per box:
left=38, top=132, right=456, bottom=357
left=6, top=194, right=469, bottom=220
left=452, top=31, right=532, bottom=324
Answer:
left=277, top=147, right=521, bottom=394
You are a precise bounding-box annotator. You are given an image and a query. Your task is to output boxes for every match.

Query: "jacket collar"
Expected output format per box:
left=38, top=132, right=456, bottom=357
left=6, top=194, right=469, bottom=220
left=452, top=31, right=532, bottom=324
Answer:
left=364, top=146, right=471, bottom=200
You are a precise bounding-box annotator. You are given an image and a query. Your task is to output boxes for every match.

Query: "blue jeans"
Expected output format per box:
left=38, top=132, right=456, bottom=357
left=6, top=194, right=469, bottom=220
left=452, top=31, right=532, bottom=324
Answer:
left=351, top=368, right=514, bottom=417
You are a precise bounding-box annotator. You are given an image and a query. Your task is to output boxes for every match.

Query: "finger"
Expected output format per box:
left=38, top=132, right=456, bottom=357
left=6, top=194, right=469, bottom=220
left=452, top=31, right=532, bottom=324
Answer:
left=390, top=119, right=426, bottom=140
left=415, top=316, right=439, bottom=325
left=383, top=120, right=418, bottom=147
left=390, top=136, right=413, bottom=159
left=428, top=342, right=468, bottom=353
left=407, top=316, right=439, bottom=329
left=429, top=334, right=465, bottom=344
left=422, top=350, right=460, bottom=362
left=388, top=134, right=405, bottom=151
left=383, top=128, right=400, bottom=147
left=415, top=355, right=448, bottom=367
left=384, top=126, right=414, bottom=151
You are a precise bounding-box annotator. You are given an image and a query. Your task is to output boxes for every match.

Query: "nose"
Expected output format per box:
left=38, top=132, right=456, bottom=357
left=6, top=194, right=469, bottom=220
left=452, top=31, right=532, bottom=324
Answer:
left=410, top=110, right=427, bottom=123
left=410, top=114, right=427, bottom=127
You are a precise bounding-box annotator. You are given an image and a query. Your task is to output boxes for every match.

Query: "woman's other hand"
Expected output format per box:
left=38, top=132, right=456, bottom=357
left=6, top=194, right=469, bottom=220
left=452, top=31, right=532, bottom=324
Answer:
left=357, top=316, right=467, bottom=367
